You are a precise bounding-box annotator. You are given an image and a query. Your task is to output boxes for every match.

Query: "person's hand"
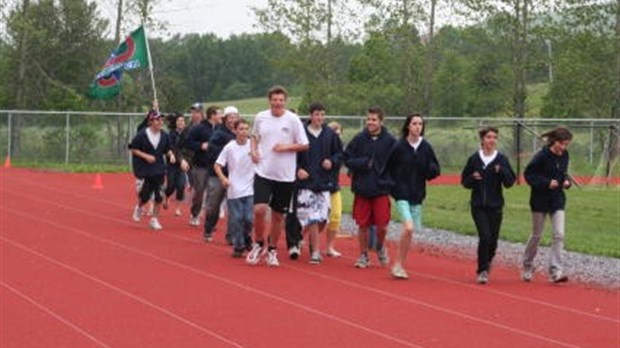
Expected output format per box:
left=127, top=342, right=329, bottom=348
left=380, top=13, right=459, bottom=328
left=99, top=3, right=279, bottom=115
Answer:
left=169, top=154, right=176, bottom=164
left=297, top=169, right=310, bottom=180
left=201, top=142, right=208, bottom=151
left=220, top=177, right=230, bottom=188
left=180, top=160, right=190, bottom=172
left=494, top=164, right=501, bottom=173
left=563, top=179, right=571, bottom=188
left=472, top=171, right=482, bottom=180
left=322, top=159, right=332, bottom=170
left=549, top=179, right=559, bottom=189
left=145, top=155, right=156, bottom=164
left=251, top=151, right=260, bottom=164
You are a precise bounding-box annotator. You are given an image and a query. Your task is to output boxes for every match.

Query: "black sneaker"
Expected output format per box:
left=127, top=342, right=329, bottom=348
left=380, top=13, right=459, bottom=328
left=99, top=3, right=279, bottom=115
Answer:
left=231, top=249, right=243, bottom=258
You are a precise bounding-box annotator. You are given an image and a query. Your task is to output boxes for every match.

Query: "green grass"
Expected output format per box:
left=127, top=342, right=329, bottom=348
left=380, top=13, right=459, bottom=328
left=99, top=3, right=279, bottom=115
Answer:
left=9, top=160, right=131, bottom=173
left=341, top=185, right=620, bottom=258
left=206, top=96, right=302, bottom=115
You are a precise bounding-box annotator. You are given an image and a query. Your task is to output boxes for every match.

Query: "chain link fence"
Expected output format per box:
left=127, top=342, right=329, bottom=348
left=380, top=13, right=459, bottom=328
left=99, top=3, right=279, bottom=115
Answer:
left=1, top=110, right=618, bottom=181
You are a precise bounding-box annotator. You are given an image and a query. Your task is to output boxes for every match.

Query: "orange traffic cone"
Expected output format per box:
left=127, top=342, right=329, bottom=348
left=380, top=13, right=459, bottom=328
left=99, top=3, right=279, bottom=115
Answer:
left=92, top=173, right=104, bottom=189
left=3, top=156, right=11, bottom=168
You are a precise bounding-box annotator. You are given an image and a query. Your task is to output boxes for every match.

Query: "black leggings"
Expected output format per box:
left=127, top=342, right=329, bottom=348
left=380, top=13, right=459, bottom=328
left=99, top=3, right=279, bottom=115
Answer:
left=471, top=207, right=503, bottom=274
left=139, top=175, right=165, bottom=205
left=165, top=166, right=186, bottom=201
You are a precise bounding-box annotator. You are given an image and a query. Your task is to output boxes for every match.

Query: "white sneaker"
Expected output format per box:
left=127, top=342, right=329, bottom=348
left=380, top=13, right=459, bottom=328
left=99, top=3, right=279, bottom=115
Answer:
left=132, top=205, right=142, bottom=222
left=326, top=248, right=342, bottom=258
left=188, top=216, right=200, bottom=226
left=522, top=268, right=534, bottom=282
left=309, top=251, right=322, bottom=265
left=288, top=246, right=301, bottom=260
left=246, top=244, right=263, bottom=265
left=266, top=249, right=280, bottom=267
left=149, top=217, right=163, bottom=230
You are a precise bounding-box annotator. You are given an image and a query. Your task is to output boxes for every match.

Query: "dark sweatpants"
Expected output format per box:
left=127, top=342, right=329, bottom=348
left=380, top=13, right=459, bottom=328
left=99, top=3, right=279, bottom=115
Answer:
left=471, top=207, right=503, bottom=274
left=165, top=166, right=186, bottom=201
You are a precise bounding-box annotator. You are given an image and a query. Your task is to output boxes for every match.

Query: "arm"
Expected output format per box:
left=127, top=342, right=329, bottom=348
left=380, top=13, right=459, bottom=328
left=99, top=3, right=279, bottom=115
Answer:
left=461, top=157, right=479, bottom=189
left=499, top=156, right=516, bottom=188
left=214, top=163, right=230, bottom=188
left=343, top=138, right=371, bottom=173
left=426, top=145, right=441, bottom=180
left=131, top=148, right=156, bottom=163
left=524, top=153, right=551, bottom=190
left=273, top=143, right=310, bottom=152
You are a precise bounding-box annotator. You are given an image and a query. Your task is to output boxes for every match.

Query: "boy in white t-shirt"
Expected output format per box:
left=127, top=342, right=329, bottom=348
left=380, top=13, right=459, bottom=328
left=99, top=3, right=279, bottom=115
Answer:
left=214, top=119, right=255, bottom=257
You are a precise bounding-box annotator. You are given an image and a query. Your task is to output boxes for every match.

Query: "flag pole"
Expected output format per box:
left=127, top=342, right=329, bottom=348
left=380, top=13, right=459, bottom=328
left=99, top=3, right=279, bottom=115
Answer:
left=141, top=20, right=158, bottom=105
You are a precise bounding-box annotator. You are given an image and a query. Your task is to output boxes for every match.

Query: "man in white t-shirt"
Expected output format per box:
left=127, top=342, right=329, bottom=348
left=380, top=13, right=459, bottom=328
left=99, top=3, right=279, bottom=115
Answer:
left=214, top=119, right=255, bottom=258
left=246, top=86, right=309, bottom=267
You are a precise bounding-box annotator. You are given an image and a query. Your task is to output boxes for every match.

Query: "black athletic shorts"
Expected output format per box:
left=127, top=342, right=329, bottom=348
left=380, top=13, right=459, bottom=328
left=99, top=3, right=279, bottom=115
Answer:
left=253, top=174, right=295, bottom=214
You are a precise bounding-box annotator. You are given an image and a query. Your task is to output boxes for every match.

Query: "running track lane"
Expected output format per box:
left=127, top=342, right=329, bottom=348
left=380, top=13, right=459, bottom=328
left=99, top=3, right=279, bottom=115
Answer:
left=2, top=168, right=617, bottom=346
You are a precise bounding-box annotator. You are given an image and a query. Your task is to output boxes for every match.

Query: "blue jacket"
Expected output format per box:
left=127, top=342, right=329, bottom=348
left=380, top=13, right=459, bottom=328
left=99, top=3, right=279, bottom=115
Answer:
left=525, top=146, right=570, bottom=213
left=461, top=151, right=515, bottom=209
left=390, top=138, right=440, bottom=204
left=129, top=129, right=171, bottom=178
left=185, top=120, right=215, bottom=168
left=296, top=124, right=342, bottom=192
left=344, top=127, right=397, bottom=198
left=205, top=125, right=236, bottom=176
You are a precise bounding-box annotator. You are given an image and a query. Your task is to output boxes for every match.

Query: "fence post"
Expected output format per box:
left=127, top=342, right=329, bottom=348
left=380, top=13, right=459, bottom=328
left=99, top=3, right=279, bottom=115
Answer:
left=65, top=113, right=70, bottom=164
left=589, top=121, right=594, bottom=165
left=7, top=113, right=12, bottom=160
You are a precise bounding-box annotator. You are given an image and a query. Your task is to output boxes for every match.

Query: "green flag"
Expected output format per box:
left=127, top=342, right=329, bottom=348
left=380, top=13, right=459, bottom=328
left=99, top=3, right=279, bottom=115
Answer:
left=87, top=26, right=149, bottom=99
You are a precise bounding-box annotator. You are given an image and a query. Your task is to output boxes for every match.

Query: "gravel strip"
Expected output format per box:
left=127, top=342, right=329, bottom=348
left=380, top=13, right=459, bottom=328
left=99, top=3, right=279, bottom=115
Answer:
left=340, top=214, right=620, bottom=289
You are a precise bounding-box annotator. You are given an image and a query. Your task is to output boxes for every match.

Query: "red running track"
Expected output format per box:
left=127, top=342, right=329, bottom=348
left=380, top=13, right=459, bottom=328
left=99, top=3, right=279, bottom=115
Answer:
left=1, top=168, right=618, bottom=348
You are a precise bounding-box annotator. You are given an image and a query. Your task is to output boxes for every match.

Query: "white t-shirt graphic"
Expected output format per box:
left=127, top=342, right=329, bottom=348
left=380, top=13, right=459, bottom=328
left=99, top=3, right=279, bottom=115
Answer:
left=216, top=141, right=255, bottom=199
left=252, top=109, right=309, bottom=182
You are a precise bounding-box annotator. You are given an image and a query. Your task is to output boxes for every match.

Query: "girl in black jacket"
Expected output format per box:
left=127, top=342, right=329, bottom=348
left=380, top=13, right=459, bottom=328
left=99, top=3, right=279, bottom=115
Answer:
left=388, top=113, right=440, bottom=279
left=461, top=127, right=516, bottom=284
left=130, top=110, right=176, bottom=230
left=522, top=127, right=572, bottom=283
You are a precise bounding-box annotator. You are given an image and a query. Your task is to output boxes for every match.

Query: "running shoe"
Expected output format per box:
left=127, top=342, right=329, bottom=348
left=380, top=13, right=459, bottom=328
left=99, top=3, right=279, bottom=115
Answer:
left=390, top=264, right=409, bottom=279
left=550, top=271, right=568, bottom=283
left=522, top=268, right=534, bottom=282
left=288, top=246, right=301, bottom=260
left=354, top=253, right=370, bottom=268
left=266, top=249, right=280, bottom=267
left=477, top=271, right=489, bottom=284
left=188, top=216, right=200, bottom=226
left=326, top=248, right=342, bottom=258
left=309, top=251, right=322, bottom=265
left=246, top=244, right=263, bottom=265
left=149, top=217, right=163, bottom=231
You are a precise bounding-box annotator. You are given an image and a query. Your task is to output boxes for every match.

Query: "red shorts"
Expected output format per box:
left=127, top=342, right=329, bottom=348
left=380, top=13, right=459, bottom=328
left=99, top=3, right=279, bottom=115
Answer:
left=352, top=195, right=391, bottom=228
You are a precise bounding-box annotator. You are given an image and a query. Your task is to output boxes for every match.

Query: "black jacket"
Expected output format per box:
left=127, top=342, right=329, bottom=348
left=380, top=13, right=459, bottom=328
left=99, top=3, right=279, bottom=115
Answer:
left=329, top=136, right=344, bottom=193
left=296, top=124, right=342, bottom=192
left=129, top=129, right=171, bottom=178
left=390, top=138, right=441, bottom=204
left=205, top=125, right=236, bottom=176
left=344, top=127, right=397, bottom=198
left=185, top=120, right=215, bottom=168
left=461, top=151, right=516, bottom=209
left=524, top=146, right=570, bottom=212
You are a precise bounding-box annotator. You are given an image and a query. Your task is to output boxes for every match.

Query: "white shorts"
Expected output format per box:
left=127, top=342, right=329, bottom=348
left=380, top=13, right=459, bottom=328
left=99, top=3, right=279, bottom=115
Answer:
left=296, top=189, right=331, bottom=228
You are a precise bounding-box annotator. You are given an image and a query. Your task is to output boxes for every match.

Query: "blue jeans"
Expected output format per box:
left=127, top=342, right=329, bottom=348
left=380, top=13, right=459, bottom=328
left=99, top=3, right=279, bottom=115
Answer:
left=227, top=196, right=254, bottom=251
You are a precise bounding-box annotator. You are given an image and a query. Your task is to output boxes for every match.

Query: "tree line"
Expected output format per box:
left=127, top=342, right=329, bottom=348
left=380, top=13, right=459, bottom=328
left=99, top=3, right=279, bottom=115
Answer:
left=0, top=0, right=617, bottom=119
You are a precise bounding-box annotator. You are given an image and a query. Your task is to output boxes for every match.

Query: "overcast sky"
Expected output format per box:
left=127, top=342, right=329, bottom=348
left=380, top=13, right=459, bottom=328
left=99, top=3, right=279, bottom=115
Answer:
left=98, top=0, right=268, bottom=39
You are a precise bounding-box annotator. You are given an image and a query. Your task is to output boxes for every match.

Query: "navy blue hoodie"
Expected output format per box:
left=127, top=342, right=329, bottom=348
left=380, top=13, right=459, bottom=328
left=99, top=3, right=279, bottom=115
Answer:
left=344, top=127, right=397, bottom=198
left=461, top=151, right=516, bottom=209
left=205, top=125, right=236, bottom=176
left=296, top=124, right=342, bottom=192
left=525, top=146, right=570, bottom=213
left=129, top=128, right=171, bottom=178
left=389, top=138, right=440, bottom=204
left=185, top=120, right=215, bottom=168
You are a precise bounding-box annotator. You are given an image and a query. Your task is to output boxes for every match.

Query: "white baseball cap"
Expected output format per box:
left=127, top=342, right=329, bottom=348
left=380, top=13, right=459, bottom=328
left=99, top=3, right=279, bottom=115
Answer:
left=223, top=106, right=239, bottom=115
